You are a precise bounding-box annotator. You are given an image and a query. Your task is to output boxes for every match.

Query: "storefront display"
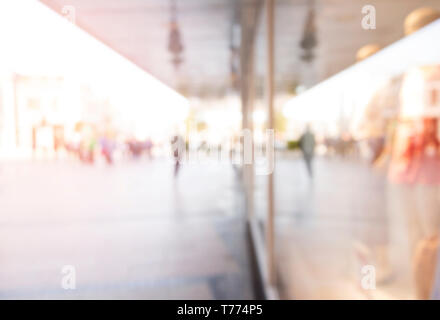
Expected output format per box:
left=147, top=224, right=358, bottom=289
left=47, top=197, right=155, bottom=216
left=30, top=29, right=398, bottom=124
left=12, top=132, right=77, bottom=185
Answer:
left=278, top=19, right=440, bottom=300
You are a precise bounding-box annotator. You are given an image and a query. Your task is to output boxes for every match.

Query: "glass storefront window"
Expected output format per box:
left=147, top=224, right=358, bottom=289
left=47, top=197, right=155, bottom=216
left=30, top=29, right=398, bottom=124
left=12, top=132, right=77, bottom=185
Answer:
left=276, top=19, right=440, bottom=299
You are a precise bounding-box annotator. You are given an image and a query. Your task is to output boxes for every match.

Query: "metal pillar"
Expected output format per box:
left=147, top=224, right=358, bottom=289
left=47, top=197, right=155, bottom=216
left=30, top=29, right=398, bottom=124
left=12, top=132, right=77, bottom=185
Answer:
left=240, top=0, right=262, bottom=219
left=239, top=0, right=279, bottom=299
left=265, top=0, right=276, bottom=288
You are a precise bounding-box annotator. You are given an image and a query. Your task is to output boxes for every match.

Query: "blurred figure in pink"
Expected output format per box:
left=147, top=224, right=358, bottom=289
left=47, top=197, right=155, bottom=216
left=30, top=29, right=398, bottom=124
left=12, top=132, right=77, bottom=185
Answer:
left=171, top=134, right=185, bottom=178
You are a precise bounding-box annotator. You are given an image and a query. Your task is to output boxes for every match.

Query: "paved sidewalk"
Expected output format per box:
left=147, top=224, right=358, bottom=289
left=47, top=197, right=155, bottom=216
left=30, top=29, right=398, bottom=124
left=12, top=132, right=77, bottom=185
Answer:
left=0, top=159, right=253, bottom=299
left=255, top=154, right=412, bottom=299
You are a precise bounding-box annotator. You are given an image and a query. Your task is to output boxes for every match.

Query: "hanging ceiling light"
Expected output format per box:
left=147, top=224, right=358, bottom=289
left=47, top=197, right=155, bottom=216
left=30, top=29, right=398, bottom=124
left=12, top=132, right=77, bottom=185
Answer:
left=168, top=0, right=184, bottom=70
left=299, top=0, right=317, bottom=63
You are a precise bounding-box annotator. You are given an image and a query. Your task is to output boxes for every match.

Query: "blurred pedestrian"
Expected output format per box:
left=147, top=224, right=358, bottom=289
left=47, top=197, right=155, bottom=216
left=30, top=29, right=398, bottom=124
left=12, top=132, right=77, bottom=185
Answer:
left=171, top=134, right=184, bottom=177
left=100, top=136, right=114, bottom=165
left=145, top=138, right=153, bottom=160
left=299, top=124, right=316, bottom=178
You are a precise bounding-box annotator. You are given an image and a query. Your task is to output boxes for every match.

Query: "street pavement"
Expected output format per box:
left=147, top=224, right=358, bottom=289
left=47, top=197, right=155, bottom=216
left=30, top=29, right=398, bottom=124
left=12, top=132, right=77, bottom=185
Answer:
left=0, top=153, right=417, bottom=300
left=0, top=158, right=253, bottom=299
left=257, top=154, right=413, bottom=299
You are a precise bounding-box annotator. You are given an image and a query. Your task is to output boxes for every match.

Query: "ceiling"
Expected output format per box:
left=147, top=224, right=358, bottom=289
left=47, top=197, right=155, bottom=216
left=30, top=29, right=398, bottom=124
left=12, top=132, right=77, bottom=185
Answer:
left=39, top=0, right=310, bottom=98
left=38, top=0, right=440, bottom=98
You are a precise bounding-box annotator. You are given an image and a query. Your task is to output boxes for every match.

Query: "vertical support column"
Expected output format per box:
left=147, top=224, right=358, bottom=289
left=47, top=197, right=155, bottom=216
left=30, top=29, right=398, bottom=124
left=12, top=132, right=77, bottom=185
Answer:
left=265, top=0, right=276, bottom=287
left=240, top=0, right=262, bottom=220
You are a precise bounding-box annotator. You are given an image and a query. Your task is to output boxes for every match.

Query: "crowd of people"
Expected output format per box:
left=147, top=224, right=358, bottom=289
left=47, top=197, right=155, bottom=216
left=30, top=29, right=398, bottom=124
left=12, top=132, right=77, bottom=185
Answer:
left=31, top=122, right=156, bottom=165
left=31, top=122, right=190, bottom=178
left=64, top=135, right=155, bottom=165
